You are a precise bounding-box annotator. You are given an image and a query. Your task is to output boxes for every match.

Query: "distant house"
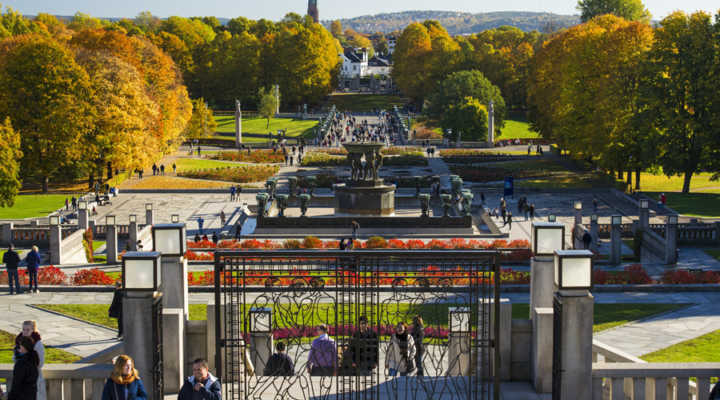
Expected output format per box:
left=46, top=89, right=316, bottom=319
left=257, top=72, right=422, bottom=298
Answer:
left=387, top=36, right=397, bottom=55
left=367, top=56, right=392, bottom=77
left=340, top=48, right=369, bottom=78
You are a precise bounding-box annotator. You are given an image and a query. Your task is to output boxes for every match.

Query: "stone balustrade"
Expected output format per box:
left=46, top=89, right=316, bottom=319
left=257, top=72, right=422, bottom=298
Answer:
left=0, top=363, right=113, bottom=400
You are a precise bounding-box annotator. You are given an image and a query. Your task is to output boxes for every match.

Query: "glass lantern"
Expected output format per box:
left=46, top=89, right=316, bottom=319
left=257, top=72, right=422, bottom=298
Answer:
left=105, top=215, right=116, bottom=226
left=152, top=224, right=186, bottom=257
left=122, top=252, right=161, bottom=291
left=449, top=307, right=471, bottom=333
left=49, top=216, right=60, bottom=226
left=129, top=214, right=137, bottom=224
left=554, top=250, right=593, bottom=291
left=249, top=307, right=272, bottom=333
left=78, top=200, right=87, bottom=210
left=532, top=222, right=565, bottom=257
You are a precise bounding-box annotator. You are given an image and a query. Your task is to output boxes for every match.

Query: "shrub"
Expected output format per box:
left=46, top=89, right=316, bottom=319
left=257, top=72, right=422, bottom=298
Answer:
left=72, top=268, right=114, bottom=285
left=83, top=228, right=94, bottom=262
left=365, top=236, right=387, bottom=249
left=662, top=269, right=720, bottom=284
left=38, top=266, right=67, bottom=285
left=301, top=153, right=346, bottom=167
left=380, top=147, right=423, bottom=156
left=302, top=236, right=323, bottom=249
left=213, top=149, right=285, bottom=164
left=179, top=165, right=279, bottom=183
left=283, top=239, right=302, bottom=249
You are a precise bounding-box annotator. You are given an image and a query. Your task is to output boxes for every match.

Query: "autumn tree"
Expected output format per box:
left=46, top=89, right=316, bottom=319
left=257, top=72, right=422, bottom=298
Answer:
left=330, top=20, right=343, bottom=38
left=392, top=23, right=432, bottom=104
left=441, top=97, right=489, bottom=142
left=0, top=117, right=21, bottom=206
left=577, top=0, right=651, bottom=23
left=258, top=87, right=278, bottom=129
left=184, top=98, right=217, bottom=139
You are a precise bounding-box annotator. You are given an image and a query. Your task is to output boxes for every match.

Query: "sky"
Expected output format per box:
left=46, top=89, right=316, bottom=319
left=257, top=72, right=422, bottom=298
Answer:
left=5, top=0, right=718, bottom=22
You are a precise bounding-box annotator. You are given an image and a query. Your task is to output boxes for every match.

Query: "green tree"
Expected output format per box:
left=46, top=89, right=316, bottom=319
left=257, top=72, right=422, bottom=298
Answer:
left=68, top=12, right=105, bottom=31
left=577, top=0, right=651, bottom=22
left=0, top=117, right=21, bottom=206
left=184, top=98, right=217, bottom=139
left=258, top=87, right=278, bottom=129
left=441, top=97, right=489, bottom=142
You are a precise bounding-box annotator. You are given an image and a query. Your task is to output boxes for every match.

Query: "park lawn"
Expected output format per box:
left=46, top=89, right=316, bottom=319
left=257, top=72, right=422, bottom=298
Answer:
left=516, top=171, right=617, bottom=190
left=642, top=192, right=720, bottom=219
left=92, top=241, right=107, bottom=263
left=119, top=175, right=240, bottom=190
left=0, top=194, right=67, bottom=219
left=214, top=116, right=318, bottom=138
left=511, top=303, right=687, bottom=333
left=704, top=248, right=720, bottom=261
left=629, top=172, right=720, bottom=194
left=498, top=119, right=539, bottom=141
left=173, top=158, right=245, bottom=172
left=0, top=329, right=81, bottom=364
left=641, top=329, right=720, bottom=363
left=328, top=94, right=408, bottom=112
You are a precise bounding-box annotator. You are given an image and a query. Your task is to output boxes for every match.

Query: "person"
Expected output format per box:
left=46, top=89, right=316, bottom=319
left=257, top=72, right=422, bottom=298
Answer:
left=385, top=322, right=416, bottom=377
left=211, top=232, right=219, bottom=245
left=220, top=210, right=226, bottom=227
left=351, top=220, right=360, bottom=240
left=197, top=217, right=204, bottom=235
left=8, top=336, right=39, bottom=400
left=710, top=381, right=720, bottom=400
left=194, top=234, right=201, bottom=243
left=660, top=193, right=667, bottom=206
left=505, top=211, right=513, bottom=229
left=178, top=358, right=221, bottom=400
left=202, top=234, right=209, bottom=242
left=263, top=342, right=294, bottom=377
left=152, top=164, right=157, bottom=176
left=172, top=163, right=177, bottom=174
left=136, top=240, right=144, bottom=251
left=102, top=355, right=148, bottom=400
left=307, top=324, right=336, bottom=376
left=351, top=316, right=379, bottom=376
left=582, top=231, right=593, bottom=250
left=71, top=197, right=77, bottom=210
left=197, top=146, right=202, bottom=156
left=25, top=246, right=41, bottom=294
left=410, top=316, right=425, bottom=377
left=529, top=204, right=536, bottom=220
left=500, top=206, right=507, bottom=225
left=230, top=186, right=236, bottom=202
left=160, top=165, right=165, bottom=176
left=14, top=321, right=45, bottom=400
left=109, top=281, right=123, bottom=338
left=236, top=185, right=242, bottom=202
left=65, top=198, right=69, bottom=211
left=339, top=238, right=346, bottom=251
left=3, top=243, right=22, bottom=294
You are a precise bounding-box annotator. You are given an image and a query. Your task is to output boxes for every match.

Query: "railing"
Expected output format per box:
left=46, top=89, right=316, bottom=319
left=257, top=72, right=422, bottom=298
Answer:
left=0, top=363, right=113, bottom=400
left=591, top=223, right=635, bottom=239
left=592, top=363, right=720, bottom=400
left=93, top=224, right=133, bottom=238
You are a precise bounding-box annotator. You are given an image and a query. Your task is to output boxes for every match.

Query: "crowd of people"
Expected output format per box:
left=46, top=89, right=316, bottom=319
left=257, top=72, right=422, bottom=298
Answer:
left=2, top=244, right=42, bottom=295
left=318, top=111, right=401, bottom=147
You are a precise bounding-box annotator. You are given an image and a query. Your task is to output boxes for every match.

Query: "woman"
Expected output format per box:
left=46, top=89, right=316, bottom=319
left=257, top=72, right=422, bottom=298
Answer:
left=108, top=281, right=123, bottom=338
left=102, top=355, right=148, bottom=400
left=25, top=246, right=42, bottom=294
left=15, top=320, right=45, bottom=400
left=8, top=336, right=39, bottom=400
left=410, top=316, right=425, bottom=377
left=385, top=322, right=416, bottom=377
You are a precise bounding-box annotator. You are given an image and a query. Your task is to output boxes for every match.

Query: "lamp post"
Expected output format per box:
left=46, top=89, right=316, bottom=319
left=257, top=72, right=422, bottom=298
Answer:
left=573, top=201, right=582, bottom=227
left=249, top=307, right=273, bottom=375
left=122, top=252, right=162, bottom=291
left=49, top=215, right=62, bottom=265
left=610, top=215, right=622, bottom=265
left=171, top=214, right=180, bottom=224
left=666, top=215, right=679, bottom=264
left=152, top=223, right=188, bottom=312
left=590, top=214, right=599, bottom=252
left=78, top=200, right=89, bottom=231
left=129, top=214, right=139, bottom=251
left=106, top=215, right=118, bottom=265
left=548, top=215, right=557, bottom=223
left=448, top=307, right=472, bottom=376
left=552, top=249, right=594, bottom=400
left=639, top=198, right=650, bottom=232
left=145, top=203, right=154, bottom=226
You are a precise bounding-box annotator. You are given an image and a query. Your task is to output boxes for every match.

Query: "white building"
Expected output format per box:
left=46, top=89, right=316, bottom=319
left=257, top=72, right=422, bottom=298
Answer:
left=387, top=36, right=397, bottom=55
left=367, top=56, right=392, bottom=77
left=340, top=48, right=369, bottom=78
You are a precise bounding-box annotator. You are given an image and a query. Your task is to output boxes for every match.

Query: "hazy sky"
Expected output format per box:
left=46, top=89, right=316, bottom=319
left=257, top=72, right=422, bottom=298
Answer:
left=6, top=0, right=718, bottom=21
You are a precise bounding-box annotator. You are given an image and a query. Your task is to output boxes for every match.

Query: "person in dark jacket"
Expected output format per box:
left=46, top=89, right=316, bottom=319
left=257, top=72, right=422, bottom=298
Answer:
left=263, top=342, right=294, bottom=377
left=3, top=244, right=22, bottom=294
left=411, top=315, right=425, bottom=377
left=108, top=281, right=123, bottom=338
left=178, top=358, right=222, bottom=400
left=102, top=355, right=148, bottom=400
left=8, top=336, right=39, bottom=400
left=25, top=245, right=42, bottom=294
left=351, top=316, right=379, bottom=375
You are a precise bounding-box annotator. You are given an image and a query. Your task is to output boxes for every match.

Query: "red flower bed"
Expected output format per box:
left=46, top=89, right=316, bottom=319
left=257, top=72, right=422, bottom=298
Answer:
left=661, top=269, right=720, bottom=284
left=0, top=266, right=68, bottom=285
left=71, top=268, right=115, bottom=285
left=592, top=265, right=653, bottom=285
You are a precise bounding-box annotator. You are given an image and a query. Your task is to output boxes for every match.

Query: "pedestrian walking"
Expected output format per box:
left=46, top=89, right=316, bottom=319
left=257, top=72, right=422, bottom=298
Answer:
left=500, top=206, right=507, bottom=225
left=582, top=232, right=593, bottom=249
left=172, top=163, right=177, bottom=174
left=25, top=246, right=41, bottom=294
left=351, top=220, right=360, bottom=240
left=530, top=204, right=536, bottom=220
left=71, top=197, right=77, bottom=210
left=220, top=210, right=226, bottom=227
left=263, top=342, right=294, bottom=377
left=3, top=244, right=22, bottom=294
left=108, top=281, right=123, bottom=338
left=505, top=211, right=513, bottom=229
left=101, top=355, right=148, bottom=400
left=14, top=321, right=45, bottom=400
left=160, top=165, right=165, bottom=176
left=236, top=185, right=242, bottom=202
left=307, top=324, right=336, bottom=376
left=178, top=358, right=222, bottom=399
left=8, top=336, right=39, bottom=400
left=410, top=316, right=425, bottom=377
left=197, top=146, right=202, bottom=156
left=211, top=232, right=218, bottom=245
left=152, top=164, right=157, bottom=176
left=351, top=316, right=379, bottom=376
left=230, top=186, right=236, bottom=202
left=64, top=198, right=69, bottom=211
left=197, top=217, right=204, bottom=235
left=385, top=322, right=416, bottom=377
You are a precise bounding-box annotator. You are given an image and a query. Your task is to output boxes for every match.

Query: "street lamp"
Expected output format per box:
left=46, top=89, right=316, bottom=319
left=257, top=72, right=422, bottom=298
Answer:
left=129, top=214, right=137, bottom=224
left=640, top=199, right=649, bottom=209
left=152, top=223, right=186, bottom=257
left=611, top=215, right=622, bottom=226
left=145, top=203, right=153, bottom=211
left=249, top=307, right=272, bottom=333
left=574, top=201, right=582, bottom=210
left=106, top=215, right=116, bottom=226
left=49, top=216, right=60, bottom=226
left=78, top=201, right=87, bottom=210
left=448, top=307, right=471, bottom=333
left=554, top=250, right=593, bottom=291
left=532, top=222, right=565, bottom=257
left=122, top=251, right=162, bottom=291
left=591, top=214, right=598, bottom=222
left=171, top=214, right=180, bottom=224
left=668, top=215, right=678, bottom=225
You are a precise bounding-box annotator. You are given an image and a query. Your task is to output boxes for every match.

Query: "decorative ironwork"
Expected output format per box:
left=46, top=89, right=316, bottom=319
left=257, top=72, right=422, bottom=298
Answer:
left=214, top=250, right=500, bottom=400
left=552, top=295, right=562, bottom=400
left=152, top=294, right=164, bottom=400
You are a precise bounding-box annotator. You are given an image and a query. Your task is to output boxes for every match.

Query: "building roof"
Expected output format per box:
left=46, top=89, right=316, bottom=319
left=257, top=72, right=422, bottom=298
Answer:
left=368, top=56, right=391, bottom=67
left=343, top=48, right=366, bottom=63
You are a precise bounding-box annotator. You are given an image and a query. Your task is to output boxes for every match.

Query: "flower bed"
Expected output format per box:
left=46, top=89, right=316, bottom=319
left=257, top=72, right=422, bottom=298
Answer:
left=592, top=265, right=653, bottom=285
left=212, top=150, right=285, bottom=164
left=179, top=165, right=280, bottom=183
left=661, top=269, right=720, bottom=284
left=0, top=266, right=67, bottom=285
left=380, top=147, right=423, bottom=156
left=448, top=166, right=548, bottom=182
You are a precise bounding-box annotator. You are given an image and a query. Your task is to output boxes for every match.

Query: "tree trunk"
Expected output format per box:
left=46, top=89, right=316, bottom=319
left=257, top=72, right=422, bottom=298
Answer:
left=42, top=176, right=49, bottom=193
left=635, top=169, right=641, bottom=190
left=266, top=118, right=270, bottom=129
left=626, top=170, right=632, bottom=188
left=617, top=170, right=624, bottom=180
left=89, top=172, right=95, bottom=190
left=107, top=161, right=113, bottom=180
left=682, top=171, right=693, bottom=194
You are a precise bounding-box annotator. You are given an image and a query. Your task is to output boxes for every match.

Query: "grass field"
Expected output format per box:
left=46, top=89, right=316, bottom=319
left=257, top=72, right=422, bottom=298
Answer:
left=628, top=172, right=720, bottom=194
left=498, top=118, right=540, bottom=141
left=642, top=192, right=720, bottom=218
left=0, top=329, right=81, bottom=364
left=0, top=194, right=67, bottom=219
left=328, top=94, right=408, bottom=112
left=173, top=158, right=244, bottom=172
left=214, top=116, right=318, bottom=141
left=704, top=248, right=720, bottom=261
left=642, top=329, right=720, bottom=363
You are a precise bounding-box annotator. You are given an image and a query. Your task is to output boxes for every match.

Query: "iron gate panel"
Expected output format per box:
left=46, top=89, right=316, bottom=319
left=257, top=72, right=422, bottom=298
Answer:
left=552, top=295, right=562, bottom=400
left=214, top=250, right=501, bottom=400
left=152, top=294, right=164, bottom=400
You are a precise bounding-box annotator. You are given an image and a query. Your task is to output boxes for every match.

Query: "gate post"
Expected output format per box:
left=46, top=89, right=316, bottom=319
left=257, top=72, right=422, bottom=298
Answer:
left=106, top=216, right=118, bottom=264
left=480, top=298, right=511, bottom=381
left=530, top=222, right=565, bottom=320
left=665, top=215, right=678, bottom=264
left=123, top=291, right=164, bottom=400
left=610, top=216, right=622, bottom=265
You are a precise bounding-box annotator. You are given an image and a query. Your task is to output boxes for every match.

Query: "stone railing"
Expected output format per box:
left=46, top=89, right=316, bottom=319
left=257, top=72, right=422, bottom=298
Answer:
left=676, top=222, right=720, bottom=245
left=590, top=223, right=635, bottom=239
left=592, top=363, right=720, bottom=400
left=0, top=363, right=113, bottom=400
left=93, top=224, right=132, bottom=239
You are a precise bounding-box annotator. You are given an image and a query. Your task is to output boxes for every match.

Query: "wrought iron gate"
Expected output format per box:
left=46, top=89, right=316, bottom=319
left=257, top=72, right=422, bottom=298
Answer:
left=214, top=250, right=500, bottom=400
left=552, top=295, right=562, bottom=400
left=151, top=294, right=164, bottom=400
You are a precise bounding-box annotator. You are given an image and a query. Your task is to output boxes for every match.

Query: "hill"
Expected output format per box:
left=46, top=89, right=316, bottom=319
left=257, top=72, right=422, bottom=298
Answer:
left=323, top=10, right=580, bottom=35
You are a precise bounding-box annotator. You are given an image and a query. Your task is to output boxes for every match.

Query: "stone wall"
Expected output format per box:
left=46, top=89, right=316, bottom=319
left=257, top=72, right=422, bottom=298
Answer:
left=258, top=215, right=473, bottom=228
left=511, top=319, right=532, bottom=381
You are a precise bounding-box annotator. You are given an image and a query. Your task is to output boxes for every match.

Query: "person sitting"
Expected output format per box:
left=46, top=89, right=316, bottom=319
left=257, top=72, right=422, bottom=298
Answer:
left=263, top=342, right=294, bottom=377
left=178, top=358, right=221, bottom=400
left=194, top=234, right=201, bottom=243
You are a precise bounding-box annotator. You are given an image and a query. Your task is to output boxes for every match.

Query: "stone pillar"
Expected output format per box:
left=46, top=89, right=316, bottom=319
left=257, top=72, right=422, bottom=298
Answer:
left=665, top=221, right=678, bottom=264
left=49, top=225, right=62, bottom=265
left=610, top=221, right=622, bottom=265
left=162, top=308, right=185, bottom=393
left=123, top=292, right=162, bottom=400
left=1, top=222, right=14, bottom=246
left=207, top=301, right=249, bottom=397
left=480, top=298, right=511, bottom=381
left=129, top=221, right=138, bottom=251
left=447, top=332, right=471, bottom=376
left=78, top=209, right=89, bottom=231
left=639, top=207, right=650, bottom=232
left=106, top=225, right=118, bottom=264
left=146, top=209, right=155, bottom=226
left=574, top=210, right=582, bottom=228
left=487, top=101, right=495, bottom=146
left=250, top=332, right=273, bottom=376
left=161, top=256, right=189, bottom=318
left=532, top=307, right=553, bottom=393
left=235, top=99, right=242, bottom=147
left=553, top=291, right=594, bottom=400
left=590, top=219, right=599, bottom=253
left=530, top=257, right=554, bottom=320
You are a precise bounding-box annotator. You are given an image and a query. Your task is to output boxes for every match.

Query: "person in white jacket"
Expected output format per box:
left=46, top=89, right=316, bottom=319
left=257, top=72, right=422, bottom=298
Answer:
left=385, top=322, right=416, bottom=377
left=14, top=320, right=46, bottom=400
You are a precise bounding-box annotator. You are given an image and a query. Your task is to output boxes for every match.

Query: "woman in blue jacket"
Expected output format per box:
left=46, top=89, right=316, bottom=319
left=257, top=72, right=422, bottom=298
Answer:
left=102, top=355, right=148, bottom=400
left=25, top=245, right=42, bottom=294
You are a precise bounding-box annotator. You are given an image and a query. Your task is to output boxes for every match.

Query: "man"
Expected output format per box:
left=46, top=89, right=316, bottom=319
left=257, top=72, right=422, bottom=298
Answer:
left=582, top=231, right=593, bottom=250
left=198, top=217, right=204, bottom=235
left=350, top=316, right=379, bottom=375
left=307, top=324, right=336, bottom=376
left=178, top=358, right=221, bottom=400
left=351, top=221, right=360, bottom=240
left=25, top=245, right=42, bottom=294
left=2, top=244, right=21, bottom=294
left=263, top=342, right=294, bottom=376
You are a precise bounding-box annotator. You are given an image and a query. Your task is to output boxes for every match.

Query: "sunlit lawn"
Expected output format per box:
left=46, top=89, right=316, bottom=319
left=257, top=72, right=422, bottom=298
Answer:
left=214, top=116, right=318, bottom=139
left=0, top=194, right=67, bottom=219
left=0, top=329, right=80, bottom=364
left=642, top=192, right=720, bottom=219
left=642, top=329, right=720, bottom=363
left=498, top=118, right=539, bottom=141
left=629, top=172, right=720, bottom=193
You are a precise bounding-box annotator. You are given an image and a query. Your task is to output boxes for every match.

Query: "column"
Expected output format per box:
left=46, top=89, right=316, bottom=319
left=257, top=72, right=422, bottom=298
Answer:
left=107, top=224, right=118, bottom=264
left=447, top=307, right=471, bottom=376
left=553, top=291, right=594, bottom=400
left=123, top=291, right=162, bottom=400
left=0, top=222, right=12, bottom=246
left=162, top=308, right=185, bottom=392
left=665, top=217, right=678, bottom=264
left=610, top=217, right=622, bottom=265
left=480, top=298, right=511, bottom=381
left=590, top=218, right=599, bottom=253
left=129, top=221, right=138, bottom=251
left=161, top=256, right=189, bottom=317
left=78, top=208, right=89, bottom=231
left=146, top=209, right=155, bottom=226
left=49, top=225, right=62, bottom=265
left=235, top=99, right=242, bottom=147
left=532, top=307, right=553, bottom=393
left=530, top=257, right=554, bottom=319
left=487, top=101, right=495, bottom=146
left=639, top=206, right=650, bottom=232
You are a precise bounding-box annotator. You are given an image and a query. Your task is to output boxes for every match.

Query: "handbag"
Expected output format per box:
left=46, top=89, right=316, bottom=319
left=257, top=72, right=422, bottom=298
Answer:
left=404, top=356, right=415, bottom=373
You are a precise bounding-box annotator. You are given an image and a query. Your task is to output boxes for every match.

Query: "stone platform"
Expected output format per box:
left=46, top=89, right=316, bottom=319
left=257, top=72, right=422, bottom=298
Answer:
left=335, top=182, right=396, bottom=215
